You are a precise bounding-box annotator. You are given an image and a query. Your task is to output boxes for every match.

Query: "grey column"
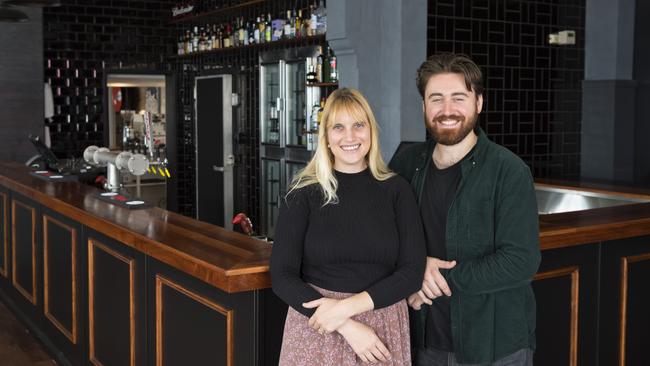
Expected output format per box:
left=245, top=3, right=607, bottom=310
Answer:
left=633, top=0, right=650, bottom=183
left=581, top=0, right=636, bottom=182
left=0, top=8, right=44, bottom=163
left=327, top=0, right=427, bottom=160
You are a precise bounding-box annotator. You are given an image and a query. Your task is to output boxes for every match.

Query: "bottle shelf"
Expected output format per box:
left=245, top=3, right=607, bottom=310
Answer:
left=306, top=82, right=338, bottom=87
left=169, top=0, right=266, bottom=24
left=170, top=35, right=326, bottom=60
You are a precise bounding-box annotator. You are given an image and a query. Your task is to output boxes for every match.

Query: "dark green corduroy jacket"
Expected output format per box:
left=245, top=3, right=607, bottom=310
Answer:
left=389, top=128, right=541, bottom=364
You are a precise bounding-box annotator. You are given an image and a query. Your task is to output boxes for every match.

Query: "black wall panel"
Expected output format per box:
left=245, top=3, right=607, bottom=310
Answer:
left=426, top=0, right=585, bottom=179
left=41, top=208, right=86, bottom=366
left=43, top=0, right=177, bottom=159
left=86, top=231, right=146, bottom=366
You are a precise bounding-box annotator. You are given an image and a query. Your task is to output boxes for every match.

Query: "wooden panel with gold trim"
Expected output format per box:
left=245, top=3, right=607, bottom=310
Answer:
left=155, top=275, right=234, bottom=366
left=618, top=252, right=650, bottom=366
left=533, top=266, right=580, bottom=366
left=88, top=238, right=137, bottom=366
left=0, top=191, right=8, bottom=278
left=11, top=198, right=37, bottom=305
left=43, top=214, right=78, bottom=344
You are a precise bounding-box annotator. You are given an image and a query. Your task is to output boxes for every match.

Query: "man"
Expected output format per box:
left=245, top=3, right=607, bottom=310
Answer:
left=390, top=53, right=541, bottom=365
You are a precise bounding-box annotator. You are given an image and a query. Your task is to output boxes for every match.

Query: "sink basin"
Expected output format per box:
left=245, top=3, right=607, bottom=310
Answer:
left=535, top=186, right=650, bottom=215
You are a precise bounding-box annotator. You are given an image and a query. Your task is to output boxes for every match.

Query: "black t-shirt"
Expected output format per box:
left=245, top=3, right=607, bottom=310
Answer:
left=420, top=159, right=461, bottom=352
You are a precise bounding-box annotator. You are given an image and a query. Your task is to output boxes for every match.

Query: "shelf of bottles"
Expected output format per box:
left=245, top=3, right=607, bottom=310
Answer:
left=172, top=0, right=328, bottom=57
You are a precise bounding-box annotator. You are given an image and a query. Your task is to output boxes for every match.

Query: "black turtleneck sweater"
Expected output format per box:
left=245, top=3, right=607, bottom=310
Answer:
left=270, top=169, right=426, bottom=317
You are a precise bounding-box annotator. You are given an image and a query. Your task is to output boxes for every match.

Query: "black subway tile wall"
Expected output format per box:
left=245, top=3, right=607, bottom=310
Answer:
left=43, top=0, right=176, bottom=159
left=427, top=0, right=585, bottom=179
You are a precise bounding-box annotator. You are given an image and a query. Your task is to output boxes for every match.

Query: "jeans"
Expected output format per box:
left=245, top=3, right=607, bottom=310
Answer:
left=416, top=348, right=534, bottom=366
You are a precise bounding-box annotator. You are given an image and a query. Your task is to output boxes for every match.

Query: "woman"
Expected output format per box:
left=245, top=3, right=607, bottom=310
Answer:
left=270, top=88, right=426, bottom=365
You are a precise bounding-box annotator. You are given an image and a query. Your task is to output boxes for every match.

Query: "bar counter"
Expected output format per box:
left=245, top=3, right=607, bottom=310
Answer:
left=0, top=162, right=282, bottom=366
left=1, top=161, right=649, bottom=365
left=0, top=162, right=273, bottom=294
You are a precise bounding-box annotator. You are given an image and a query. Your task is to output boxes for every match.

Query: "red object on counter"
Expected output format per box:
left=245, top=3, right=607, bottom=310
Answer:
left=232, top=213, right=254, bottom=236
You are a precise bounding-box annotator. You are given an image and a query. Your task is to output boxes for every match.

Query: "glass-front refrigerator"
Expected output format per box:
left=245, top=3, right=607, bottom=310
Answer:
left=260, top=46, right=321, bottom=239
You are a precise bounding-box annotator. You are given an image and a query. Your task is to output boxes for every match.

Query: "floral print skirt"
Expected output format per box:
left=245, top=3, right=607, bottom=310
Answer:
left=278, top=285, right=411, bottom=366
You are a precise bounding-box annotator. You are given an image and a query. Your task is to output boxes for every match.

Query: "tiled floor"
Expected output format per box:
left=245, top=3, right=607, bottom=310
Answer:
left=0, top=301, right=55, bottom=366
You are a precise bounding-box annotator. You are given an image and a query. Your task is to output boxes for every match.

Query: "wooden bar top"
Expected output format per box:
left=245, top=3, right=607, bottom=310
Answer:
left=536, top=179, right=650, bottom=250
left=0, top=162, right=272, bottom=293
left=2, top=162, right=650, bottom=292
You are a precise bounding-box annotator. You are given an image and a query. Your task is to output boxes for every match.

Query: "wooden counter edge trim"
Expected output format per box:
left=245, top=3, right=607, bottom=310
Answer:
left=0, top=177, right=272, bottom=293
left=540, top=217, right=650, bottom=250
left=534, top=266, right=579, bottom=366
left=618, top=252, right=650, bottom=366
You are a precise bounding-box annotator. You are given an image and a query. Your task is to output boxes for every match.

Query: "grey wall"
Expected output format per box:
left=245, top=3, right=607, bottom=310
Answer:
left=0, top=8, right=44, bottom=163
left=327, top=0, right=427, bottom=160
left=633, top=0, right=650, bottom=183
left=585, top=0, right=635, bottom=80
left=581, top=0, right=637, bottom=183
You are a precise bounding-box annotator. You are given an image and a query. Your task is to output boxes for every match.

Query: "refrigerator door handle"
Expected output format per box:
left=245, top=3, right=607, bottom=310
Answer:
left=277, top=97, right=284, bottom=111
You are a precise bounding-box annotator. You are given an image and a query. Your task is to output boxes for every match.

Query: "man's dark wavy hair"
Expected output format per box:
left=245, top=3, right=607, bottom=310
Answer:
left=416, top=53, right=484, bottom=99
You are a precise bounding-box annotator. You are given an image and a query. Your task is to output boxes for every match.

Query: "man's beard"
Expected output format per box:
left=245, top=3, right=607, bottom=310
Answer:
left=425, top=112, right=478, bottom=146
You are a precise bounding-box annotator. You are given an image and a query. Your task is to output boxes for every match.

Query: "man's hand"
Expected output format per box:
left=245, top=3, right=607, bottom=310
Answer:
left=407, top=292, right=426, bottom=310
left=338, top=320, right=391, bottom=363
left=421, top=257, right=456, bottom=300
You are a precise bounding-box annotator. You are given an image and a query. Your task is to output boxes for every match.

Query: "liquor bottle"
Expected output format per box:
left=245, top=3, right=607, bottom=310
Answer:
left=329, top=49, right=338, bottom=82
left=243, top=19, right=249, bottom=45
left=306, top=58, right=317, bottom=84
left=315, top=0, right=326, bottom=35
left=283, top=10, right=292, bottom=39
left=258, top=14, right=266, bottom=43
left=223, top=23, right=231, bottom=48
left=248, top=20, right=255, bottom=44
left=272, top=11, right=282, bottom=41
left=184, top=30, right=191, bottom=54
left=295, top=9, right=303, bottom=38
left=192, top=26, right=199, bottom=53
left=229, top=21, right=236, bottom=47
left=253, top=17, right=260, bottom=44
left=291, top=8, right=297, bottom=38
left=322, top=46, right=330, bottom=82
left=309, top=5, right=317, bottom=36
left=265, top=13, right=272, bottom=42
left=316, top=50, right=324, bottom=83
left=178, top=35, right=184, bottom=55
left=206, top=25, right=213, bottom=50
left=232, top=20, right=239, bottom=47
left=212, top=24, right=219, bottom=49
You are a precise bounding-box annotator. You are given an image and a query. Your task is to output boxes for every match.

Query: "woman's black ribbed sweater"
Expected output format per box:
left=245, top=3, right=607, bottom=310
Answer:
left=270, top=169, right=426, bottom=317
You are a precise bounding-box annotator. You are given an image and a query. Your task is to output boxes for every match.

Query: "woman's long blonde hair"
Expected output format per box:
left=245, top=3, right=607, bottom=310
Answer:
left=288, top=88, right=394, bottom=205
